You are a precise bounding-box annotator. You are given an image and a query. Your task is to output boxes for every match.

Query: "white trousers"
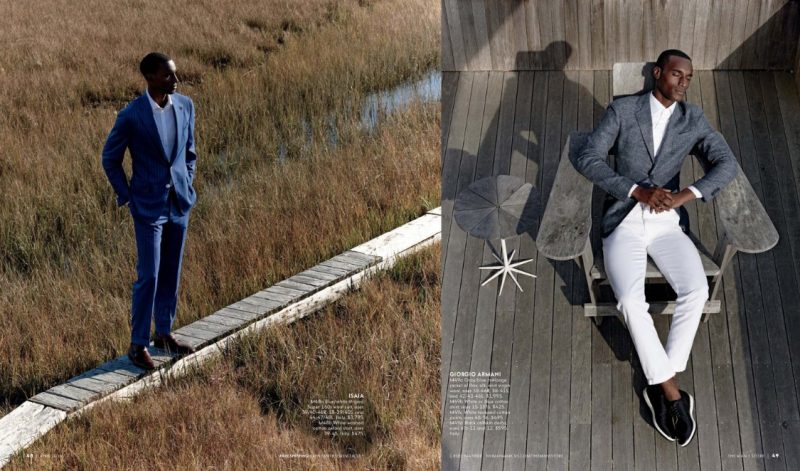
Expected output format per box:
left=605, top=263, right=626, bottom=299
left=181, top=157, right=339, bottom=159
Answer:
left=602, top=202, right=709, bottom=385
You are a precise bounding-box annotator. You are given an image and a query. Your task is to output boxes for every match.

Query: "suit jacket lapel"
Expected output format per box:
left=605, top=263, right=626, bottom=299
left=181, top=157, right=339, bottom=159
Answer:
left=635, top=93, right=655, bottom=163
left=136, top=95, right=170, bottom=164
left=172, top=100, right=184, bottom=164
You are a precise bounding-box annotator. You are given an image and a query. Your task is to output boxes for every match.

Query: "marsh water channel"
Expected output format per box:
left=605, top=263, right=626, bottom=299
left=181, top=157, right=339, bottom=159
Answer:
left=279, top=69, right=441, bottom=162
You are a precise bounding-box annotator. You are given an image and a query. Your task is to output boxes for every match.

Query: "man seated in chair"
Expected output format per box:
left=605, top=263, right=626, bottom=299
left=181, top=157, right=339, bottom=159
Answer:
left=570, top=49, right=738, bottom=447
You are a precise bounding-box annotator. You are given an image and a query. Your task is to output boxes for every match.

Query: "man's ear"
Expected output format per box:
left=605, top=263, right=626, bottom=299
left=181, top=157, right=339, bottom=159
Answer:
left=652, top=66, right=662, bottom=80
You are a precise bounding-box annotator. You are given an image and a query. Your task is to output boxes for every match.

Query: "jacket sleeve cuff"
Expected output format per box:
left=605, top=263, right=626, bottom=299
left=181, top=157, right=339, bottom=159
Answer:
left=627, top=183, right=639, bottom=198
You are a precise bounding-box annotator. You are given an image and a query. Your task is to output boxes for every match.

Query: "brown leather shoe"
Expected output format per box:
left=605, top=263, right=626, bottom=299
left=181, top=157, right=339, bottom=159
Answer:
left=127, top=344, right=155, bottom=370
left=153, top=333, right=196, bottom=354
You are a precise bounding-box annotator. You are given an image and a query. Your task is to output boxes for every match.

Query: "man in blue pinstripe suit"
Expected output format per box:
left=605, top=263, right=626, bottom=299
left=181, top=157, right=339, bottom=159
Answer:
left=102, top=52, right=198, bottom=370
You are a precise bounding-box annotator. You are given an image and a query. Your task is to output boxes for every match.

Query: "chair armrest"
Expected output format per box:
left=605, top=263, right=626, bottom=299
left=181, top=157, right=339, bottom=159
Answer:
left=536, top=133, right=594, bottom=260
left=714, top=161, right=779, bottom=254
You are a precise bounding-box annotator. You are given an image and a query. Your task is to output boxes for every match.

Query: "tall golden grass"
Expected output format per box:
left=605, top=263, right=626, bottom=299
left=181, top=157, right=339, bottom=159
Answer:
left=0, top=0, right=440, bottom=413
left=9, top=243, right=441, bottom=470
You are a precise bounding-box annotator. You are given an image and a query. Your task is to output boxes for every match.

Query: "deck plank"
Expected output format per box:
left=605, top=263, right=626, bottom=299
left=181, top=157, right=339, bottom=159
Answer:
left=445, top=70, right=488, bottom=470
left=714, top=71, right=765, bottom=471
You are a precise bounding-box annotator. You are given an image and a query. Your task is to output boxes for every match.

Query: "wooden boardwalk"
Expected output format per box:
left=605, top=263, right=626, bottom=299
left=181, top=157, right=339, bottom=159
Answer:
left=441, top=69, right=800, bottom=471
left=0, top=209, right=441, bottom=466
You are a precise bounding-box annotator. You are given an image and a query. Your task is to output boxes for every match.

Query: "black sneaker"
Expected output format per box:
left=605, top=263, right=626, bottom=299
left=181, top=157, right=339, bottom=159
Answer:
left=643, top=385, right=676, bottom=442
left=668, top=390, right=696, bottom=446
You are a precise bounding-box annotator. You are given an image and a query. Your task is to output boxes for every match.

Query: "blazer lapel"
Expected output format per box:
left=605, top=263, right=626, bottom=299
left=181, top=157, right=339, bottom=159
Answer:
left=635, top=93, right=655, bottom=163
left=136, top=95, right=169, bottom=164
left=172, top=100, right=184, bottom=164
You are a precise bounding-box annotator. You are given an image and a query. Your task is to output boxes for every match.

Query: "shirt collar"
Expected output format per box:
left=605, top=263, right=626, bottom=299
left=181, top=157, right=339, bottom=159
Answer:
left=649, top=91, right=676, bottom=117
left=145, top=89, right=173, bottom=111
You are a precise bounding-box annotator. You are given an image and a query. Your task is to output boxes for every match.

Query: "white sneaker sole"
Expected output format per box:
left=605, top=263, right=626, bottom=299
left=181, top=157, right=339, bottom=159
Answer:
left=678, top=393, right=696, bottom=447
left=642, top=387, right=676, bottom=442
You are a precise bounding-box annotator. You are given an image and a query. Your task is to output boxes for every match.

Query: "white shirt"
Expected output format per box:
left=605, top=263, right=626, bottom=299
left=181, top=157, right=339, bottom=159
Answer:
left=627, top=92, right=702, bottom=199
left=146, top=89, right=177, bottom=160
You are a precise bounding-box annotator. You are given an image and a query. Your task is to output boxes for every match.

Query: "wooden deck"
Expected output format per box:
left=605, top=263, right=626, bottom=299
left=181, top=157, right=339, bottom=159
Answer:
left=441, top=69, right=800, bottom=470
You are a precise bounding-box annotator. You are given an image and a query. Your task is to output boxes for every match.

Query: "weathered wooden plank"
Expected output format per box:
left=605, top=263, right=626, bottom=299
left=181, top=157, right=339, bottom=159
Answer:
left=173, top=323, right=225, bottom=342
left=444, top=70, right=488, bottom=470
left=577, top=0, right=592, bottom=69
left=169, top=332, right=206, bottom=350
left=45, top=383, right=101, bottom=404
left=227, top=300, right=271, bottom=316
left=295, top=269, right=339, bottom=283
left=591, top=319, right=614, bottom=471
left=714, top=0, right=735, bottom=66
left=350, top=213, right=440, bottom=260
left=508, top=70, right=534, bottom=184
left=69, top=368, right=135, bottom=391
left=441, top=73, right=473, bottom=424
left=603, top=0, right=618, bottom=66
left=565, top=0, right=580, bottom=69
left=319, top=259, right=361, bottom=273
left=201, top=312, right=249, bottom=329
left=443, top=0, right=466, bottom=70
left=585, top=300, right=721, bottom=317
left=95, top=356, right=147, bottom=378
left=568, top=70, right=594, bottom=471
left=696, top=70, right=746, bottom=471
left=308, top=263, right=349, bottom=277
left=266, top=284, right=305, bottom=296
left=0, top=402, right=67, bottom=467
left=27, top=391, right=84, bottom=412
left=774, top=72, right=800, bottom=417
left=492, top=70, right=538, bottom=470
left=457, top=71, right=502, bottom=469
left=288, top=274, right=330, bottom=287
left=466, top=71, right=504, bottom=471
left=714, top=70, right=766, bottom=471
left=338, top=250, right=379, bottom=264
left=217, top=306, right=261, bottom=322
left=441, top=0, right=454, bottom=72
left=545, top=70, right=579, bottom=471
left=60, top=376, right=118, bottom=396
left=652, top=314, right=678, bottom=471
left=276, top=279, right=316, bottom=293
left=611, top=313, right=635, bottom=471
left=591, top=250, right=720, bottom=279
left=678, top=0, right=698, bottom=60
left=469, top=0, right=491, bottom=69
left=253, top=289, right=296, bottom=304
left=730, top=70, right=783, bottom=469
left=457, top=0, right=478, bottom=71
left=590, top=0, right=606, bottom=69
left=526, top=70, right=564, bottom=471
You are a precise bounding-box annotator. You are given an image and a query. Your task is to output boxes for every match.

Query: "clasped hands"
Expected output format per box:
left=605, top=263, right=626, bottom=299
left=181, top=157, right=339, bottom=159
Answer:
left=632, top=186, right=696, bottom=213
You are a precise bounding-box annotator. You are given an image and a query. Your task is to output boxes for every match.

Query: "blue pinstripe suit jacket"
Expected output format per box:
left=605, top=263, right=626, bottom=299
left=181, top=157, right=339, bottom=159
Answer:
left=102, top=92, right=197, bottom=223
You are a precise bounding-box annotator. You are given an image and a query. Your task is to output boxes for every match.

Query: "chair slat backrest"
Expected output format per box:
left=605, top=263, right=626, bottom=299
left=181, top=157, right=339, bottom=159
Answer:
left=612, top=62, right=655, bottom=98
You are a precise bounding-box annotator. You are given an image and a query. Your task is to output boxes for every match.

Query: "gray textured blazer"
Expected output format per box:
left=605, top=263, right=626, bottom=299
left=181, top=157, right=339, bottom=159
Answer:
left=570, top=92, right=738, bottom=238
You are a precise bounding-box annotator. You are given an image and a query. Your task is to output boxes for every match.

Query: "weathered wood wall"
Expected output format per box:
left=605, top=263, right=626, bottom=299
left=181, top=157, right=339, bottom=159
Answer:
left=442, top=0, right=800, bottom=71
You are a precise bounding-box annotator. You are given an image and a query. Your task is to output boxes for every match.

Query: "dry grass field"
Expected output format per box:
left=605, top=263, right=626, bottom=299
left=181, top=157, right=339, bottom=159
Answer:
left=8, top=243, right=441, bottom=471
left=0, top=0, right=440, bottom=415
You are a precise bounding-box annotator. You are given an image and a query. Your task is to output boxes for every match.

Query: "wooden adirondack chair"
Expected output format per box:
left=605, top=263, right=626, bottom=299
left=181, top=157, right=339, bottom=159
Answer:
left=536, top=62, right=779, bottom=326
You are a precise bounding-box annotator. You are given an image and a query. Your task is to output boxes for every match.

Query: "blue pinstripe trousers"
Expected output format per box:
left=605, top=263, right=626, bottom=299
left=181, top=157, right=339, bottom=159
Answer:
left=129, top=189, right=190, bottom=346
